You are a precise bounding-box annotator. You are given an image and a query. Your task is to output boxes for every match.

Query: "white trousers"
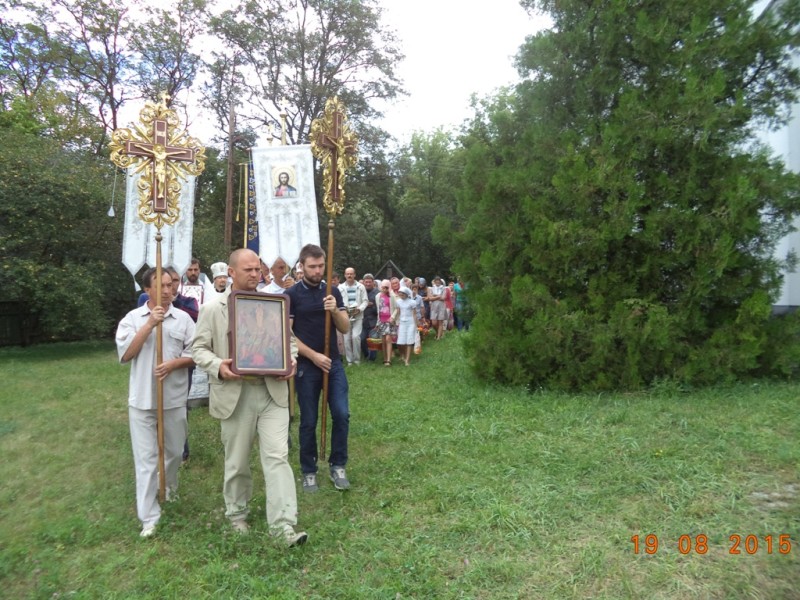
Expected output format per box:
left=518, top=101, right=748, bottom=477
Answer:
left=128, top=406, right=187, bottom=528
left=220, top=382, right=298, bottom=533
left=342, top=316, right=363, bottom=364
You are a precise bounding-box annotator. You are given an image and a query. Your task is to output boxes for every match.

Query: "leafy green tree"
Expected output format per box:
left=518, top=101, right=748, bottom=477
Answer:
left=395, top=129, right=463, bottom=277
left=0, top=4, right=62, bottom=100
left=329, top=137, right=396, bottom=276
left=0, top=96, right=45, bottom=135
left=191, top=146, right=233, bottom=265
left=209, top=0, right=404, bottom=145
left=200, top=52, right=245, bottom=144
left=128, top=0, right=207, bottom=111
left=449, top=0, right=800, bottom=390
left=206, top=0, right=406, bottom=267
left=0, top=3, right=103, bottom=147
left=0, top=128, right=130, bottom=342
left=331, top=127, right=465, bottom=279
left=1, top=0, right=137, bottom=153
left=50, top=0, right=134, bottom=153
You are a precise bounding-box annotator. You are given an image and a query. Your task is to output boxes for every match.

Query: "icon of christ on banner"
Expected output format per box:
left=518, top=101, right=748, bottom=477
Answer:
left=273, top=167, right=298, bottom=198
left=251, top=145, right=319, bottom=270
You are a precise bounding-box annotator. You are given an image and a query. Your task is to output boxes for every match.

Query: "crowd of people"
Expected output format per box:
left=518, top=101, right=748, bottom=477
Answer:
left=115, top=248, right=469, bottom=545
left=345, top=272, right=470, bottom=367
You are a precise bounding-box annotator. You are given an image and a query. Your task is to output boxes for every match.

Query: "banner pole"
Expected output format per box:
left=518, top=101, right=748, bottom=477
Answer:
left=320, top=219, right=335, bottom=460
left=155, top=232, right=166, bottom=503
left=243, top=162, right=249, bottom=249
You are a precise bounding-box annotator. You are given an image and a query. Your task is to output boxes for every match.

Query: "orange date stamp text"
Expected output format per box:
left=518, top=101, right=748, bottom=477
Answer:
left=630, top=534, right=793, bottom=555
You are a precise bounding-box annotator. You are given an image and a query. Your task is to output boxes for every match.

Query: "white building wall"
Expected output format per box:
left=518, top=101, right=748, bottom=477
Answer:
left=755, top=0, right=800, bottom=310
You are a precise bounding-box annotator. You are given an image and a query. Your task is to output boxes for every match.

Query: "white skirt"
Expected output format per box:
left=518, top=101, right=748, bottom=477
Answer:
left=396, top=320, right=416, bottom=345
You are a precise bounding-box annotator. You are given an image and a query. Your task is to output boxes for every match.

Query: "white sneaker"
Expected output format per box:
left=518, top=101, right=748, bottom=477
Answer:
left=284, top=529, right=308, bottom=548
left=140, top=524, right=157, bottom=538
left=231, top=519, right=250, bottom=535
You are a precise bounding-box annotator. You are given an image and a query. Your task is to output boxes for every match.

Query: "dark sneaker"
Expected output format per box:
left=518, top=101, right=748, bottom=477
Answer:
left=302, top=473, right=319, bottom=493
left=329, top=466, right=350, bottom=490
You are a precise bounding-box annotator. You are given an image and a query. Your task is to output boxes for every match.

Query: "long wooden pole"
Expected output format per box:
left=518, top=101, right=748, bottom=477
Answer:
left=288, top=378, right=295, bottom=419
left=224, top=101, right=235, bottom=250
left=320, top=218, right=335, bottom=461
left=242, top=162, right=248, bottom=248
left=108, top=95, right=205, bottom=507
left=155, top=232, right=166, bottom=503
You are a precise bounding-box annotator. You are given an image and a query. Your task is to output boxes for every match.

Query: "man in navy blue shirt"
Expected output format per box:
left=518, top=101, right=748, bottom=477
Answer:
left=286, top=244, right=352, bottom=492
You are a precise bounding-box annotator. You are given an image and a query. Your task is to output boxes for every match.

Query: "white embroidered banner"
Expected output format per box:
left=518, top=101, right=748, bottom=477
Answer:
left=122, top=169, right=196, bottom=277
left=251, top=145, right=319, bottom=268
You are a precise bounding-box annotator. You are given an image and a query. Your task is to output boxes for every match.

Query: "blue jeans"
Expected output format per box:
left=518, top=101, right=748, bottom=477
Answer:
left=295, top=358, right=350, bottom=474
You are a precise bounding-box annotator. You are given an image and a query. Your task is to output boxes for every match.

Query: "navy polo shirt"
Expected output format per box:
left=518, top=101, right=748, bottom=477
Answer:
left=286, top=279, right=345, bottom=362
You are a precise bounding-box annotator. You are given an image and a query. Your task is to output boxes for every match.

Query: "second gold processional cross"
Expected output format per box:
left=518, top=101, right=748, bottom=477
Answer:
left=310, top=97, right=358, bottom=461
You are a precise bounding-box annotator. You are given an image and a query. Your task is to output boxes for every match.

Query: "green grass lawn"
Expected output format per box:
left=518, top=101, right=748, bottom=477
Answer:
left=0, top=335, right=797, bottom=599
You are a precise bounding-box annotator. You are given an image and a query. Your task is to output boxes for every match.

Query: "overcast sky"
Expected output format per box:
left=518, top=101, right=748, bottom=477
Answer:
left=167, top=1, right=549, bottom=147
left=377, top=0, right=550, bottom=142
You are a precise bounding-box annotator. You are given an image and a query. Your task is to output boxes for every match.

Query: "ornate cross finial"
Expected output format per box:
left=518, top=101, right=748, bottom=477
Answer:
left=310, top=97, right=358, bottom=217
left=109, top=99, right=206, bottom=229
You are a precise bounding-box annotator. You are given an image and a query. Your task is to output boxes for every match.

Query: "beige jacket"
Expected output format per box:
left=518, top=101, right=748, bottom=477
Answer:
left=192, top=288, right=297, bottom=420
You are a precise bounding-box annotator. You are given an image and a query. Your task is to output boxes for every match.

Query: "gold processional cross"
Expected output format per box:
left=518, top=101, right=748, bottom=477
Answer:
left=107, top=93, right=206, bottom=504
left=109, top=93, right=206, bottom=229
left=310, top=96, right=358, bottom=217
left=309, top=97, right=358, bottom=461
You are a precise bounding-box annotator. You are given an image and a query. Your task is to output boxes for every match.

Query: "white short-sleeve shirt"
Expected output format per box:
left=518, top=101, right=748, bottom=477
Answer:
left=116, top=304, right=195, bottom=410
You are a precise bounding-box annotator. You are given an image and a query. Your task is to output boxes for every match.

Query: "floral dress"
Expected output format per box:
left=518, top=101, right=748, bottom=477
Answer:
left=376, top=292, right=394, bottom=336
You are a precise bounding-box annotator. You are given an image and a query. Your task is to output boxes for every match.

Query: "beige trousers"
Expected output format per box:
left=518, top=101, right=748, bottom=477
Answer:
left=342, top=316, right=363, bottom=364
left=220, top=382, right=298, bottom=533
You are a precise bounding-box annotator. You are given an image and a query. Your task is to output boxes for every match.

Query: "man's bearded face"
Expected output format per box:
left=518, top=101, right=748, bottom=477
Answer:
left=186, top=264, right=200, bottom=284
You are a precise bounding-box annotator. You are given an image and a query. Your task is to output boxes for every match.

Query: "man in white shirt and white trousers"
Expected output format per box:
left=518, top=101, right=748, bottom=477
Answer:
left=338, top=267, right=368, bottom=366
left=116, top=267, right=195, bottom=538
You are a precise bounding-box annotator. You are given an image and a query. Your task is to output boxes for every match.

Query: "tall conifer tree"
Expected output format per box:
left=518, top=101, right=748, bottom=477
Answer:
left=451, top=0, right=800, bottom=389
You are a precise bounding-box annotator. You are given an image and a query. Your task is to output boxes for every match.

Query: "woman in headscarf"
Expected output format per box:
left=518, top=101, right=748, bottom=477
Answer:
left=394, top=286, right=418, bottom=366
left=428, top=275, right=447, bottom=340
left=375, top=279, right=397, bottom=366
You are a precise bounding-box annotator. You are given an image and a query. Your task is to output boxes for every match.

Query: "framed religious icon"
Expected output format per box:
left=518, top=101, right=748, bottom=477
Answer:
left=228, top=290, right=292, bottom=377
